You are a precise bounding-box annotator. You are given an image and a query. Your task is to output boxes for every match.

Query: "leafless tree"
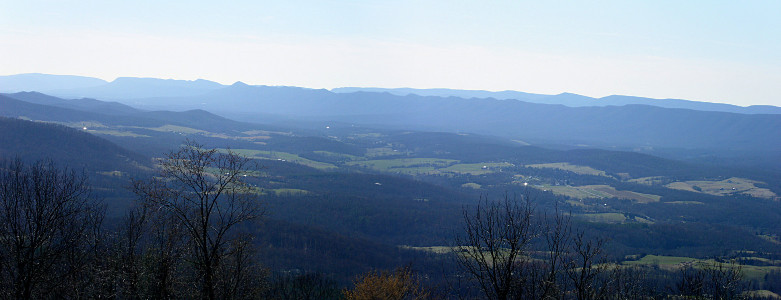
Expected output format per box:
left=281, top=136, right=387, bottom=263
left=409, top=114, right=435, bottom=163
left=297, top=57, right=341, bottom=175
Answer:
left=536, top=204, right=572, bottom=300
left=565, top=232, right=610, bottom=300
left=113, top=203, right=187, bottom=298
left=0, top=159, right=104, bottom=299
left=704, top=260, right=743, bottom=300
left=675, top=260, right=744, bottom=299
left=453, top=195, right=537, bottom=300
left=132, top=140, right=264, bottom=299
left=453, top=193, right=621, bottom=300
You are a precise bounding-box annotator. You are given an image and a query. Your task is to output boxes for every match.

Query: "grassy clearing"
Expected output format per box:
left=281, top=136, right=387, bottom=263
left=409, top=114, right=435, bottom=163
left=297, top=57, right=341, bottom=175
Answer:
left=632, top=216, right=655, bottom=224
left=625, top=255, right=697, bottom=268
left=97, top=170, right=125, bottom=177
left=535, top=184, right=660, bottom=203
left=526, top=162, right=610, bottom=177
left=628, top=176, right=666, bottom=185
left=575, top=213, right=626, bottom=223
left=91, top=129, right=150, bottom=137
left=461, top=183, right=482, bottom=189
left=758, top=234, right=781, bottom=245
left=566, top=200, right=589, bottom=208
left=665, top=201, right=704, bottom=205
left=345, top=158, right=457, bottom=174
left=584, top=185, right=661, bottom=203
left=401, top=246, right=453, bottom=254
left=743, top=290, right=781, bottom=299
left=365, top=147, right=406, bottom=157
left=242, top=129, right=290, bottom=136
left=219, top=149, right=337, bottom=170
left=624, top=255, right=781, bottom=281
left=539, top=185, right=611, bottom=199
left=271, top=188, right=310, bottom=196
left=149, top=124, right=208, bottom=134
left=313, top=151, right=359, bottom=161
left=440, top=162, right=513, bottom=175
left=665, top=177, right=776, bottom=199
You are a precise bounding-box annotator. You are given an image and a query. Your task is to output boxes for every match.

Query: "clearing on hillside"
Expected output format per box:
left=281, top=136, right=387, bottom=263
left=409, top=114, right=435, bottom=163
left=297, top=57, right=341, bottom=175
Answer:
left=526, top=162, right=612, bottom=178
left=665, top=177, right=776, bottom=199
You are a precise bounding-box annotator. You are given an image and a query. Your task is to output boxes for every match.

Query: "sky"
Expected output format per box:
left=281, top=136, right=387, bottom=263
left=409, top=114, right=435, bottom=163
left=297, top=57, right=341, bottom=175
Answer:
left=1, top=1, right=780, bottom=106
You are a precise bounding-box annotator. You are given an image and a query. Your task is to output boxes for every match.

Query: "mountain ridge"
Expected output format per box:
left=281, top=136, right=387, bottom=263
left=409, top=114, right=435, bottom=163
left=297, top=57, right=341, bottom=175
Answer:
left=3, top=73, right=779, bottom=114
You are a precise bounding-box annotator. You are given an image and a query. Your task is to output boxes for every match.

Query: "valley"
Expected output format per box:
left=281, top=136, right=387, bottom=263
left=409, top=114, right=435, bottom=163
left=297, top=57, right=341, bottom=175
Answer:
left=1, top=82, right=781, bottom=297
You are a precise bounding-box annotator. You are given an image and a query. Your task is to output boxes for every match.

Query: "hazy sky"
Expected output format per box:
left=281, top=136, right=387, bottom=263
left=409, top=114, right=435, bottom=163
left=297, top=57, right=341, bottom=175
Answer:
left=2, top=1, right=780, bottom=106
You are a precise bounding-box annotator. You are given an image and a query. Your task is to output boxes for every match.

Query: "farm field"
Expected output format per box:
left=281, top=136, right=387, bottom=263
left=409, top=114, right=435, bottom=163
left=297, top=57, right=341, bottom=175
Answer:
left=535, top=184, right=661, bottom=203
left=221, top=149, right=338, bottom=170
left=624, top=255, right=781, bottom=282
left=526, top=162, right=611, bottom=177
left=665, top=177, right=777, bottom=199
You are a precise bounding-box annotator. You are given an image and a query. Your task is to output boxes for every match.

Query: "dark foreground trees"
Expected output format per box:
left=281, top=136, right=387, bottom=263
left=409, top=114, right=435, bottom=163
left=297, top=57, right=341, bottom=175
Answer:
left=0, top=159, right=104, bottom=299
left=454, top=195, right=616, bottom=299
left=453, top=194, right=749, bottom=299
left=128, top=140, right=265, bottom=299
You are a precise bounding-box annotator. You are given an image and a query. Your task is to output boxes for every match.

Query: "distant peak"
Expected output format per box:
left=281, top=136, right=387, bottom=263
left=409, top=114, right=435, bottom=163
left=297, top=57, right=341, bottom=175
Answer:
left=231, top=81, right=249, bottom=87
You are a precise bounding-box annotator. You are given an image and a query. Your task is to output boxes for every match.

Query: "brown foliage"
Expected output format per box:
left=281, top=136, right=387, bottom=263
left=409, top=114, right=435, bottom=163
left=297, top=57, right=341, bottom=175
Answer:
left=344, top=266, right=431, bottom=300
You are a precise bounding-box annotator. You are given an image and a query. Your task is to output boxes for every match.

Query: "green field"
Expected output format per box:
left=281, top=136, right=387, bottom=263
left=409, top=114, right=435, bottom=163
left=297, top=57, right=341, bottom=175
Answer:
left=575, top=213, right=626, bottom=223
left=665, top=201, right=704, bottom=205
left=665, top=177, right=776, bottom=199
left=149, top=124, right=208, bottom=134
left=365, top=147, right=407, bottom=157
left=345, top=158, right=458, bottom=174
left=440, top=162, right=513, bottom=175
left=624, top=255, right=781, bottom=281
left=271, top=188, right=310, bottom=196
left=535, top=184, right=660, bottom=203
left=526, top=162, right=611, bottom=177
left=628, top=176, right=666, bottom=185
left=461, top=183, right=482, bottom=189
left=220, top=149, right=337, bottom=170
left=312, top=150, right=359, bottom=161
left=91, top=129, right=150, bottom=137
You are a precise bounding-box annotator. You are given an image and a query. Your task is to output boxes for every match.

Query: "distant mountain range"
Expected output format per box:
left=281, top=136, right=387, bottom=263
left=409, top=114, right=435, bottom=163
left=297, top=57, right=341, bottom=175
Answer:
left=3, top=73, right=779, bottom=114
left=2, top=73, right=780, bottom=165
left=333, top=87, right=781, bottom=114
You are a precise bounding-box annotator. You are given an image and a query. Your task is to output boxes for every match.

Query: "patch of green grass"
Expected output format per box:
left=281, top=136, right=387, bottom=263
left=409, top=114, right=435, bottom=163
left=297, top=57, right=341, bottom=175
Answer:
left=540, top=185, right=609, bottom=199
left=743, top=290, right=781, bottom=299
left=665, top=177, right=776, bottom=199
left=532, top=184, right=660, bottom=203
left=461, top=183, right=482, bottom=189
left=665, top=201, right=704, bottom=205
left=90, top=129, right=150, bottom=137
left=312, top=151, right=359, bottom=161
left=218, top=149, right=337, bottom=170
left=526, top=162, right=611, bottom=177
left=440, top=162, right=513, bottom=175
left=345, top=158, right=457, bottom=174
left=758, top=234, right=781, bottom=245
left=575, top=213, right=626, bottom=223
left=149, top=124, right=207, bottom=134
left=625, top=255, right=697, bottom=266
left=584, top=185, right=661, bottom=203
left=401, top=246, right=453, bottom=254
left=566, top=200, right=589, bottom=208
left=632, top=216, right=655, bottom=224
left=365, top=147, right=406, bottom=157
left=628, top=176, right=666, bottom=185
left=623, top=255, right=781, bottom=281
left=97, top=171, right=125, bottom=177
left=271, top=189, right=310, bottom=196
